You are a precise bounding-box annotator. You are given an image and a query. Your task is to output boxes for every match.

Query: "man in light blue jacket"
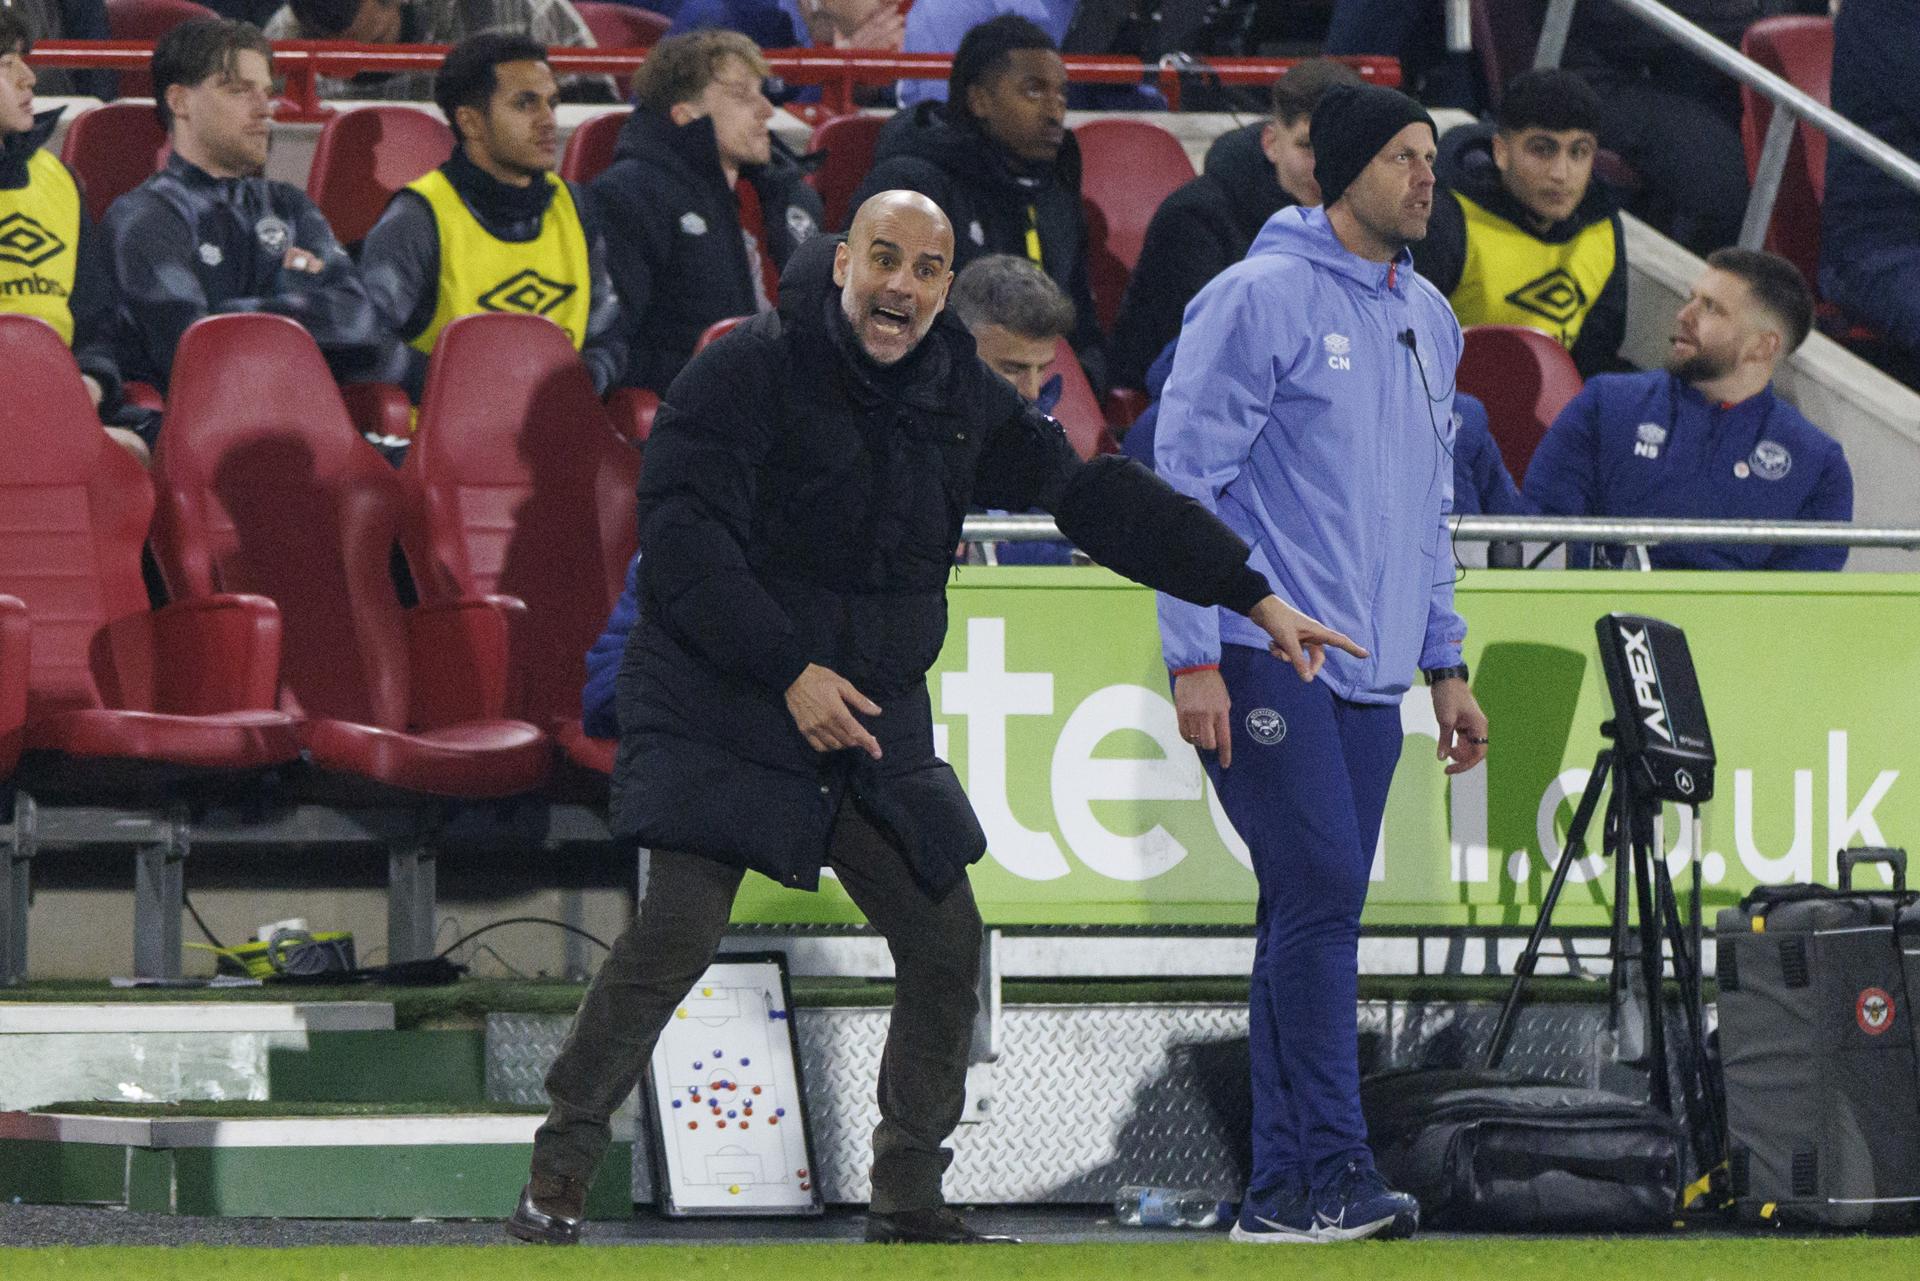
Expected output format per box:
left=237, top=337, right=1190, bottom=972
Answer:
left=1155, top=82, right=1490, bottom=1245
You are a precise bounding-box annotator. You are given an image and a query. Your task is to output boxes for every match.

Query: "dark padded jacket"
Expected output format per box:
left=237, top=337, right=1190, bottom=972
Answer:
left=590, top=111, right=824, bottom=394
left=1415, top=122, right=1626, bottom=378
left=851, top=101, right=1107, bottom=392
left=1109, top=121, right=1289, bottom=391
left=104, top=154, right=382, bottom=390
left=613, top=235, right=1269, bottom=897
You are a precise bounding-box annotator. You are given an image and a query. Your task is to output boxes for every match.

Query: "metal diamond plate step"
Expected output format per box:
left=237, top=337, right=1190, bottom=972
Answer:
left=486, top=997, right=1648, bottom=1205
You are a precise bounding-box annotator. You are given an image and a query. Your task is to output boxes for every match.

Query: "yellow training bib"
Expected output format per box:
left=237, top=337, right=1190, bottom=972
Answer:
left=1448, top=190, right=1617, bottom=352
left=0, top=149, right=82, bottom=346
left=405, top=169, right=592, bottom=356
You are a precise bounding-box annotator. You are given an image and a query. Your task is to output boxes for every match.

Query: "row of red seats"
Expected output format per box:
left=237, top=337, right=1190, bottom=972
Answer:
left=0, top=309, right=638, bottom=981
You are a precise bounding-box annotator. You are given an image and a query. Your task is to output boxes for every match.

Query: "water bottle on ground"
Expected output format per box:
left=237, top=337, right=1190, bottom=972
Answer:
left=1113, top=1185, right=1230, bottom=1228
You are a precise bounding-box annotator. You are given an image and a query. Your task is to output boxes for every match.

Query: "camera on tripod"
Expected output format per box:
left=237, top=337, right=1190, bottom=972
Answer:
left=1488, top=613, right=1725, bottom=1183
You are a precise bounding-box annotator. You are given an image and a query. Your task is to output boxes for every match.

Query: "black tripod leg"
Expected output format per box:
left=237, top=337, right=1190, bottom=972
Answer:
left=1654, top=851, right=1723, bottom=1172
left=1631, top=813, right=1673, bottom=1116
left=1486, top=748, right=1613, bottom=1070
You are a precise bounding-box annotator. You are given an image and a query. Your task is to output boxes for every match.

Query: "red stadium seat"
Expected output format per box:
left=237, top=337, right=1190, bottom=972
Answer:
left=404, top=314, right=639, bottom=740
left=0, top=596, right=27, bottom=784
left=1048, top=338, right=1112, bottom=461
left=1073, top=119, right=1194, bottom=334
left=1456, top=324, right=1583, bottom=484
left=306, top=106, right=454, bottom=249
left=695, top=315, right=750, bottom=352
left=807, top=113, right=886, bottom=232
left=1739, top=16, right=1833, bottom=293
left=0, top=315, right=301, bottom=979
left=106, top=0, right=216, bottom=97
left=605, top=386, right=660, bottom=444
left=61, top=103, right=169, bottom=225
left=574, top=0, right=670, bottom=47
left=151, top=314, right=551, bottom=956
left=560, top=108, right=630, bottom=184
left=553, top=721, right=616, bottom=776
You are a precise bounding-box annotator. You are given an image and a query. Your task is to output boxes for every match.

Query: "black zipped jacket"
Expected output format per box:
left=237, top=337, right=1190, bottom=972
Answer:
left=851, top=101, right=1106, bottom=392
left=612, top=234, right=1268, bottom=898
left=104, top=153, right=381, bottom=390
left=590, top=111, right=825, bottom=394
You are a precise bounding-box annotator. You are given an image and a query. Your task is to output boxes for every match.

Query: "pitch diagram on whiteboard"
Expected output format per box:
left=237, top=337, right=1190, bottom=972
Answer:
left=646, top=955, right=821, bottom=1215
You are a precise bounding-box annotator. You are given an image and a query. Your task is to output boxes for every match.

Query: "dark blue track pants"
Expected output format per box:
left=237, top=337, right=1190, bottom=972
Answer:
left=1206, top=643, right=1405, bottom=1195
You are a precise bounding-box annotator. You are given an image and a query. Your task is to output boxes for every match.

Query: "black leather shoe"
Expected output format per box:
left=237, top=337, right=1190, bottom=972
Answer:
left=865, top=1206, right=1020, bottom=1244
left=505, top=1176, right=587, bottom=1245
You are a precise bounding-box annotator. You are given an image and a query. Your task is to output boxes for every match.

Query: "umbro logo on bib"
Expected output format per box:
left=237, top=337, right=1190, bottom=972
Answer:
left=477, top=268, right=577, bottom=318
left=0, top=213, right=67, bottom=268
left=1506, top=268, right=1588, bottom=325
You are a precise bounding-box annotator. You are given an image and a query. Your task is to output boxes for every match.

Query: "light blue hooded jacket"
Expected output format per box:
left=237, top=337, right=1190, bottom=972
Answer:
left=1155, top=204, right=1466, bottom=705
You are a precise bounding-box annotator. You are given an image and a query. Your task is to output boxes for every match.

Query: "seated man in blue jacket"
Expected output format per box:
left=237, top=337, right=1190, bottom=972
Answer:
left=1524, top=248, right=1852, bottom=570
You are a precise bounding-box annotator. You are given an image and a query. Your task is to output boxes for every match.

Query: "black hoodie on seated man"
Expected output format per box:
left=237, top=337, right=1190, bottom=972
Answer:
left=590, top=30, right=824, bottom=395
left=851, top=14, right=1106, bottom=391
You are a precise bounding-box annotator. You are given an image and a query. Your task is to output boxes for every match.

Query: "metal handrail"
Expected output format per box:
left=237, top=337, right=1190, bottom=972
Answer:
left=1535, top=0, right=1920, bottom=251
left=962, top=512, right=1920, bottom=549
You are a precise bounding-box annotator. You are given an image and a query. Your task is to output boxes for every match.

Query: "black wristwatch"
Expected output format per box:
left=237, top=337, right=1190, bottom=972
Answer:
left=1422, top=663, right=1470, bottom=686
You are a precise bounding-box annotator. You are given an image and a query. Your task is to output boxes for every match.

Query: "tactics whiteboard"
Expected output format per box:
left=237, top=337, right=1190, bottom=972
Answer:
left=644, top=954, right=822, bottom=1216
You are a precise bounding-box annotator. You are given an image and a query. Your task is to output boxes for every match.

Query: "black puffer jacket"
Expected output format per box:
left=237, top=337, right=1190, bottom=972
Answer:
left=590, top=111, right=825, bottom=394
left=613, top=235, right=1269, bottom=897
left=851, top=101, right=1106, bottom=392
left=1109, top=121, right=1290, bottom=391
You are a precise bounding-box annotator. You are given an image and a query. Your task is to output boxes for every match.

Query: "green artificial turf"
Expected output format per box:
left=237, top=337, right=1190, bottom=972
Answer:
left=1, top=1240, right=1917, bottom=1281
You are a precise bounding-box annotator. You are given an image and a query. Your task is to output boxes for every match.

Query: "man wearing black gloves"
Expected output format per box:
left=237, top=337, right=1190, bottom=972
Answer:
left=358, top=32, right=627, bottom=404
left=507, top=189, right=1363, bottom=1248
left=106, top=19, right=382, bottom=397
left=590, top=30, right=824, bottom=395
left=851, top=15, right=1106, bottom=391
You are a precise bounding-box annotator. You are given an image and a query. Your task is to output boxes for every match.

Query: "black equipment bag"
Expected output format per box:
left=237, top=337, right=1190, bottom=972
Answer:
left=1715, top=847, right=1920, bottom=1228
left=1361, top=1067, right=1682, bottom=1231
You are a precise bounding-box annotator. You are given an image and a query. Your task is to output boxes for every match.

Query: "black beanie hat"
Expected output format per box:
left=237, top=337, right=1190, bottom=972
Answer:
left=1310, top=83, right=1437, bottom=208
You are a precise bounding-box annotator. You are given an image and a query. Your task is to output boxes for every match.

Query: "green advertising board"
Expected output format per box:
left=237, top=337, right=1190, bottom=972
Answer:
left=731, top=568, right=1920, bottom=930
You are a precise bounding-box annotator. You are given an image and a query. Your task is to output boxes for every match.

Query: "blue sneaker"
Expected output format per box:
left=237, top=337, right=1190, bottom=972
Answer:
left=1305, top=1159, right=1419, bottom=1242
left=1227, top=1183, right=1317, bottom=1244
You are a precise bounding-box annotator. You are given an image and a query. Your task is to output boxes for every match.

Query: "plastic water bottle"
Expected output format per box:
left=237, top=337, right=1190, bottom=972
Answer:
left=1113, top=1185, right=1229, bottom=1228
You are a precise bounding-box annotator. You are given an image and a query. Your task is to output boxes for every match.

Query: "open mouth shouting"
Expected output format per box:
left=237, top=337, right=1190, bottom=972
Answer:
left=869, top=302, right=913, bottom=337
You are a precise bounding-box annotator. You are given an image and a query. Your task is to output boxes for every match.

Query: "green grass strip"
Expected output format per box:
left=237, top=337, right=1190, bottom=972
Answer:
left=1, top=1239, right=1917, bottom=1281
